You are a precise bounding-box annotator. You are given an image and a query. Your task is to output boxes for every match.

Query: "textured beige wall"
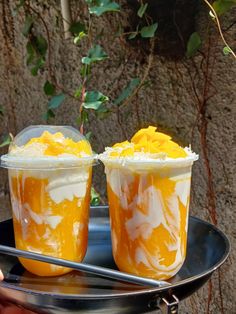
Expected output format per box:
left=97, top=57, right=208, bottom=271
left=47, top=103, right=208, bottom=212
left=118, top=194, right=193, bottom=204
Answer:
left=0, top=1, right=235, bottom=313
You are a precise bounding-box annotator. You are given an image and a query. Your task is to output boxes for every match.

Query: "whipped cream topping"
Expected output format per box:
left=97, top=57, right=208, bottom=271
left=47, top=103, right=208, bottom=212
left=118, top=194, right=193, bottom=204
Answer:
left=1, top=130, right=95, bottom=170
left=99, top=126, right=198, bottom=168
left=100, top=146, right=197, bottom=162
left=9, top=142, right=48, bottom=157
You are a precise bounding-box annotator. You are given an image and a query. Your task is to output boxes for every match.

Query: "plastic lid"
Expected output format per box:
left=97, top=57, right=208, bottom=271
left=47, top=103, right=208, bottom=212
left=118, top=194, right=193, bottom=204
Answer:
left=0, top=125, right=95, bottom=170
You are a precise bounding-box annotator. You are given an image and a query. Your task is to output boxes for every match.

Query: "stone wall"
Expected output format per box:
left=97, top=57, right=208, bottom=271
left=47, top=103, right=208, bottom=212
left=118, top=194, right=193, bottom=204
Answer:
left=0, top=1, right=235, bottom=313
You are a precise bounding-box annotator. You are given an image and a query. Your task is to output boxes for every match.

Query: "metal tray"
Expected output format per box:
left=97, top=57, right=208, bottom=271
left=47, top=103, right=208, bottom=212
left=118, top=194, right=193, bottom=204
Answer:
left=0, top=206, right=230, bottom=313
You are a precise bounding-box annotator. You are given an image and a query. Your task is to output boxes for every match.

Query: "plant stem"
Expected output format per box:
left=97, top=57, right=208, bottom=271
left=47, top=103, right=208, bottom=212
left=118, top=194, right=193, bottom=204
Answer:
left=79, top=84, right=86, bottom=134
left=119, top=38, right=155, bottom=110
left=202, top=0, right=236, bottom=59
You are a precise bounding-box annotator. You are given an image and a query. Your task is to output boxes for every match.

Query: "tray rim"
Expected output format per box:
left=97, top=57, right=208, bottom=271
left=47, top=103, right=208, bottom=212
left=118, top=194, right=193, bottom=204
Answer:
left=0, top=216, right=230, bottom=300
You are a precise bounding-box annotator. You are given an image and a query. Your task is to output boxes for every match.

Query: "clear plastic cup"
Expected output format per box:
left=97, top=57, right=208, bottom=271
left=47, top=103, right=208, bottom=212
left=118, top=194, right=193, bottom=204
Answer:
left=100, top=156, right=198, bottom=280
left=1, top=125, right=95, bottom=276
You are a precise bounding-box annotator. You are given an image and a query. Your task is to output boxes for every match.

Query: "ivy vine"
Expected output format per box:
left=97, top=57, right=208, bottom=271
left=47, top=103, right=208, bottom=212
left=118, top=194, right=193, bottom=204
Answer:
left=0, top=0, right=235, bottom=309
left=0, top=0, right=235, bottom=148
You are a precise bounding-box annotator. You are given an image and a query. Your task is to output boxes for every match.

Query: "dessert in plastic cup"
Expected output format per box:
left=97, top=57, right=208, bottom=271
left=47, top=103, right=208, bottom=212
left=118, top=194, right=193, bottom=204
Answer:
left=99, top=126, right=198, bottom=280
left=1, top=125, right=95, bottom=276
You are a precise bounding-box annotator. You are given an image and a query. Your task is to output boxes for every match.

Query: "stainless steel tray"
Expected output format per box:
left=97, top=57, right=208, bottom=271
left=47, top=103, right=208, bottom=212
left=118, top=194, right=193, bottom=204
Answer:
left=0, top=206, right=230, bottom=313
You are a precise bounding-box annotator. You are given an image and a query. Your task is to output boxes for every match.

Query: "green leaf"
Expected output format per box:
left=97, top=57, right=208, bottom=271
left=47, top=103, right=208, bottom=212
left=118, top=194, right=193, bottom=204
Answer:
left=76, top=110, right=89, bottom=125
left=94, top=104, right=110, bottom=119
left=114, top=78, right=140, bottom=106
left=137, top=3, right=148, bottom=18
left=213, top=0, right=236, bottom=15
left=22, top=15, right=34, bottom=37
left=128, top=32, right=138, bottom=40
left=80, top=64, right=90, bottom=78
left=96, top=103, right=109, bottom=113
left=35, top=35, right=48, bottom=57
left=73, top=32, right=86, bottom=44
left=69, top=22, right=86, bottom=35
left=83, top=91, right=109, bottom=110
left=82, top=45, right=108, bottom=65
left=186, top=32, right=201, bottom=57
left=26, top=35, right=47, bottom=76
left=48, top=94, right=66, bottom=109
left=0, top=134, right=12, bottom=148
left=31, top=58, right=45, bottom=76
left=42, top=109, right=55, bottom=121
left=85, top=131, right=92, bottom=140
left=43, top=81, right=55, bottom=96
left=74, top=86, right=83, bottom=99
left=223, top=46, right=232, bottom=55
left=70, top=22, right=87, bottom=44
left=87, top=0, right=120, bottom=16
left=128, top=25, right=139, bottom=40
left=81, top=57, right=91, bottom=65
left=90, top=187, right=101, bottom=206
left=0, top=105, right=4, bottom=117
left=26, top=41, right=34, bottom=65
left=140, top=23, right=158, bottom=38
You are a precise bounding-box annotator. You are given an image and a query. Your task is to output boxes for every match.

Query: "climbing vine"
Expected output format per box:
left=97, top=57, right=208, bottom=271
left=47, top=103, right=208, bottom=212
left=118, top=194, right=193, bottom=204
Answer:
left=0, top=1, right=234, bottom=142
left=0, top=0, right=235, bottom=310
left=0, top=0, right=235, bottom=147
left=0, top=0, right=235, bottom=240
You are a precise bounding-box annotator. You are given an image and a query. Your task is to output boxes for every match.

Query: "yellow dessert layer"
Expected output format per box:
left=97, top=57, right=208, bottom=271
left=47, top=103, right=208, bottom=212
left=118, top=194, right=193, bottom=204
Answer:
left=107, top=170, right=190, bottom=280
left=24, top=131, right=92, bottom=157
left=110, top=126, right=187, bottom=159
left=10, top=171, right=91, bottom=276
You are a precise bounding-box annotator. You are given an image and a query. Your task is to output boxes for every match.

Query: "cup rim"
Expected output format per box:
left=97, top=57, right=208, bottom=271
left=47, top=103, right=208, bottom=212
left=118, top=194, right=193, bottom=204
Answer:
left=99, top=153, right=198, bottom=169
left=0, top=154, right=97, bottom=170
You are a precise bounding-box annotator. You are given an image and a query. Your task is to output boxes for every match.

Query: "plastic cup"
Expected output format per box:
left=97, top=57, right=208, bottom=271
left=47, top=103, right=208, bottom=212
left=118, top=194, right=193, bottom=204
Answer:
left=1, top=125, right=95, bottom=276
left=100, top=155, right=198, bottom=280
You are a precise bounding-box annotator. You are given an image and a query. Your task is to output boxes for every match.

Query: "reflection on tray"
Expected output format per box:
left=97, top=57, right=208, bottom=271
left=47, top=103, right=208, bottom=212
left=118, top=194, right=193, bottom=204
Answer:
left=6, top=265, right=146, bottom=295
left=0, top=215, right=229, bottom=314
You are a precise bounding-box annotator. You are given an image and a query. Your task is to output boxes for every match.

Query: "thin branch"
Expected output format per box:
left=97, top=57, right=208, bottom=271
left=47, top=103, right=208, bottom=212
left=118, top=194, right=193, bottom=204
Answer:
left=202, top=0, right=236, bottom=59
left=27, top=4, right=53, bottom=79
left=28, top=4, right=78, bottom=100
left=119, top=38, right=155, bottom=110
left=116, top=107, right=128, bottom=139
left=223, top=20, right=236, bottom=32
left=79, top=82, right=86, bottom=134
left=207, top=279, right=213, bottom=314
left=218, top=270, right=225, bottom=314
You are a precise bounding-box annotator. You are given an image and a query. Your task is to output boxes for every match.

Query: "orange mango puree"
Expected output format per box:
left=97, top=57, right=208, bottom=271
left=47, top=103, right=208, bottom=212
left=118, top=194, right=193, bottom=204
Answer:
left=107, top=171, right=190, bottom=280
left=24, top=131, right=92, bottom=157
left=9, top=131, right=92, bottom=276
left=104, top=126, right=191, bottom=280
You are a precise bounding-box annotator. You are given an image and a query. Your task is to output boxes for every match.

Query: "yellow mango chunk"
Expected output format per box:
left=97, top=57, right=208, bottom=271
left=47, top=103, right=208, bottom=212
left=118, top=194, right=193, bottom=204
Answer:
left=25, top=131, right=92, bottom=157
left=112, top=140, right=130, bottom=148
left=110, top=126, right=187, bottom=159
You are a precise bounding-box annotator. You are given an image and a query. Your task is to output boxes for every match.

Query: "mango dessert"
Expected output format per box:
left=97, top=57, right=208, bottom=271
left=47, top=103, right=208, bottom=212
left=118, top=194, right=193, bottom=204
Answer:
left=1, top=126, right=94, bottom=276
left=99, top=126, right=198, bottom=280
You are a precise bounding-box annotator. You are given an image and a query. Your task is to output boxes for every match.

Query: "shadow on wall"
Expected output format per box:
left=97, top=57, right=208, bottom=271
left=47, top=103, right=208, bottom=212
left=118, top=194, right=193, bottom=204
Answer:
left=126, top=0, right=198, bottom=59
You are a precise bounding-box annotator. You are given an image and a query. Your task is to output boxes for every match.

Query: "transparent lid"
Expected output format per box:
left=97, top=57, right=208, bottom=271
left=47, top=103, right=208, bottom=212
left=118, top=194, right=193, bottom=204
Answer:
left=0, top=125, right=95, bottom=170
